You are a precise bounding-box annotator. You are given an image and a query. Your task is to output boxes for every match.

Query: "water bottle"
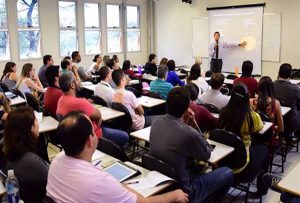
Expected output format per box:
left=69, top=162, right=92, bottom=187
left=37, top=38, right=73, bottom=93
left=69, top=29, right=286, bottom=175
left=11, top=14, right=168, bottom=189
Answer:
left=5, top=170, right=20, bottom=203
left=138, top=64, right=142, bottom=75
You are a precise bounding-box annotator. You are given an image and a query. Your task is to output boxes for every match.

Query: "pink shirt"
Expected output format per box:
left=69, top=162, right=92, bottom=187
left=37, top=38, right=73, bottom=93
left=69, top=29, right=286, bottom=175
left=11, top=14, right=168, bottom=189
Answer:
left=47, top=152, right=137, bottom=203
left=56, top=95, right=102, bottom=137
left=113, top=89, right=145, bottom=130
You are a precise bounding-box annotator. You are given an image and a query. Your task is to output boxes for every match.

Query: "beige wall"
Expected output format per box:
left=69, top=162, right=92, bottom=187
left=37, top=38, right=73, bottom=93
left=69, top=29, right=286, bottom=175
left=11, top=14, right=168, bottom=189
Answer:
left=1, top=0, right=148, bottom=75
left=154, top=0, right=300, bottom=79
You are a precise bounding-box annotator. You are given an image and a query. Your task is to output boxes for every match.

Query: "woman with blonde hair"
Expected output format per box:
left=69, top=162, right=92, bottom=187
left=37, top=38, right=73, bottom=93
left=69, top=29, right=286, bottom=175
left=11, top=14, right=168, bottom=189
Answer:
left=159, top=57, right=168, bottom=66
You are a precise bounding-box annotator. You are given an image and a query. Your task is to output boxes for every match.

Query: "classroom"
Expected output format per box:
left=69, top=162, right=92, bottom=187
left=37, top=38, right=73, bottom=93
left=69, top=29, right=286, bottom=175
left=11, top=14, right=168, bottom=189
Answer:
left=0, top=0, right=299, bottom=202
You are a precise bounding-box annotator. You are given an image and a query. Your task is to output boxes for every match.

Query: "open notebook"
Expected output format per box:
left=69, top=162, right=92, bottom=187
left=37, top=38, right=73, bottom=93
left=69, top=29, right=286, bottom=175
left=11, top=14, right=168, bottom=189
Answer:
left=126, top=171, right=174, bottom=191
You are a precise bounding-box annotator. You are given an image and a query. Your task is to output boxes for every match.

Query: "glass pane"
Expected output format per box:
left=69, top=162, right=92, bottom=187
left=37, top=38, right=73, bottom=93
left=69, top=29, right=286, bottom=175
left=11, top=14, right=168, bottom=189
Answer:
left=107, top=5, right=120, bottom=28
left=84, top=3, right=99, bottom=27
left=17, top=0, right=39, bottom=27
left=0, top=31, right=9, bottom=60
left=127, top=30, right=140, bottom=52
left=19, top=30, right=41, bottom=59
left=60, top=30, right=77, bottom=56
left=0, top=0, right=7, bottom=28
left=127, top=6, right=138, bottom=28
left=107, top=30, right=121, bottom=53
left=85, top=30, right=101, bottom=55
left=59, top=1, right=76, bottom=27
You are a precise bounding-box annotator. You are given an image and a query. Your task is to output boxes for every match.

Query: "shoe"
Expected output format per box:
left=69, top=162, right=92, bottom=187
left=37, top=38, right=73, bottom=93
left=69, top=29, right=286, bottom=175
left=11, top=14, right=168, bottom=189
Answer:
left=262, top=173, right=282, bottom=193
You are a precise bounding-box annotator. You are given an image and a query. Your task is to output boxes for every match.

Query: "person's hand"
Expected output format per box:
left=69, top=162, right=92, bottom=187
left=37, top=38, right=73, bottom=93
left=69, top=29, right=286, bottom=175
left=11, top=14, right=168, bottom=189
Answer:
left=214, top=45, right=218, bottom=50
left=172, top=189, right=189, bottom=203
left=239, top=41, right=247, bottom=48
left=182, top=108, right=195, bottom=124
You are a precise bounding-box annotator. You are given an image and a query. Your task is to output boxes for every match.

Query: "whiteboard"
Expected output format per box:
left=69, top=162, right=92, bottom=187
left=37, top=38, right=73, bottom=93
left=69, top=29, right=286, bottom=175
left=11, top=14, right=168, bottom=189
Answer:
left=192, top=17, right=208, bottom=58
left=262, top=13, right=281, bottom=62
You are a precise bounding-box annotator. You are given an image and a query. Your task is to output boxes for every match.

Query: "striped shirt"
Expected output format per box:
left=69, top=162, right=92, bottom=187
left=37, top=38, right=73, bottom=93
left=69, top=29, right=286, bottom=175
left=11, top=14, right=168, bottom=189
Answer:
left=150, top=79, right=173, bottom=100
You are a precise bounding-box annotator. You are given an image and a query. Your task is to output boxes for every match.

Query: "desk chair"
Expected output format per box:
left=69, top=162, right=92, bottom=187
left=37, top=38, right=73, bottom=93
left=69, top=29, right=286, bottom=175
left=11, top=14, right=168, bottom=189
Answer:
left=111, top=102, right=133, bottom=132
left=25, top=92, right=40, bottom=112
left=209, top=129, right=263, bottom=203
left=98, top=137, right=129, bottom=162
left=0, top=82, right=9, bottom=92
left=44, top=196, right=56, bottom=203
left=12, top=88, right=25, bottom=99
left=143, top=91, right=162, bottom=99
left=126, top=86, right=142, bottom=98
left=226, top=74, right=238, bottom=80
left=92, top=95, right=108, bottom=107
left=199, top=102, right=220, bottom=114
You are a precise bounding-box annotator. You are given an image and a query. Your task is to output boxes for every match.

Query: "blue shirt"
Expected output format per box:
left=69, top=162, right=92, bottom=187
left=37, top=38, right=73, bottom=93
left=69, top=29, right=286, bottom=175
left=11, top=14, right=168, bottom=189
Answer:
left=150, top=79, right=173, bottom=100
left=166, top=71, right=185, bottom=87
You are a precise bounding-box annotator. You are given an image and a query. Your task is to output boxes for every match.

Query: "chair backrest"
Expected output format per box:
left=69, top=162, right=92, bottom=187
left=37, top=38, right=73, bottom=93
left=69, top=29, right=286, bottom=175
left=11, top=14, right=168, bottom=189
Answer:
left=111, top=102, right=133, bottom=131
left=56, top=114, right=63, bottom=122
left=199, top=102, right=220, bottom=114
left=205, top=70, right=212, bottom=77
left=11, top=88, right=25, bottom=99
left=98, top=137, right=129, bottom=162
left=0, top=82, right=9, bottom=92
left=44, top=196, right=56, bottom=203
left=142, top=154, right=179, bottom=181
left=92, top=95, right=108, bottom=107
left=209, top=129, right=247, bottom=169
left=125, top=86, right=141, bottom=98
left=226, top=74, right=238, bottom=80
left=25, top=93, right=40, bottom=112
left=291, top=69, right=300, bottom=79
left=144, top=91, right=162, bottom=99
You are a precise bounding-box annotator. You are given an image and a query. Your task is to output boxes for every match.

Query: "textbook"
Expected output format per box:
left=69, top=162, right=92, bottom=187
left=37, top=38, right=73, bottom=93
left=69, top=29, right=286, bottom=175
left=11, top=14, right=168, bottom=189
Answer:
left=126, top=171, right=174, bottom=190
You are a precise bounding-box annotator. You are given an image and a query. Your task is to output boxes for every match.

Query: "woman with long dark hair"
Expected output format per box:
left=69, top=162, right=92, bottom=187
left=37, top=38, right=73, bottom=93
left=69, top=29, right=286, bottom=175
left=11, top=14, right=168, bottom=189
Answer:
left=1, top=62, right=18, bottom=90
left=187, top=63, right=209, bottom=95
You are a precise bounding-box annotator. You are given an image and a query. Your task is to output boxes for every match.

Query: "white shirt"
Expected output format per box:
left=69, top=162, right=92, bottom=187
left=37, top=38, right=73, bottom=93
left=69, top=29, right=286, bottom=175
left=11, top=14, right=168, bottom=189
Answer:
left=209, top=41, right=239, bottom=59
left=200, top=89, right=230, bottom=110
left=94, top=81, right=115, bottom=107
left=191, top=77, right=209, bottom=95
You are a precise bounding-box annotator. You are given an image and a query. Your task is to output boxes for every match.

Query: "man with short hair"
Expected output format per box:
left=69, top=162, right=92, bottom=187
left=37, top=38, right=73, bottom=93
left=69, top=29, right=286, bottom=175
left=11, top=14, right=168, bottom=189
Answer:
left=150, top=87, right=233, bottom=203
left=44, top=65, right=63, bottom=116
left=144, top=54, right=157, bottom=76
left=233, top=60, right=258, bottom=98
left=105, top=59, right=118, bottom=88
left=38, top=54, right=54, bottom=87
left=274, top=63, right=300, bottom=134
left=57, top=72, right=129, bottom=147
left=94, top=66, right=115, bottom=107
left=47, top=111, right=188, bottom=203
left=61, top=58, right=80, bottom=81
left=200, top=73, right=230, bottom=111
left=71, top=51, right=91, bottom=81
left=150, top=65, right=173, bottom=100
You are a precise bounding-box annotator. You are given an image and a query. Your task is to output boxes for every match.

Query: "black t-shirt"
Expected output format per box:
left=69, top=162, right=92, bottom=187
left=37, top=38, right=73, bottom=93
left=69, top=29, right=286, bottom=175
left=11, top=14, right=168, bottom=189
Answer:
left=144, top=62, right=157, bottom=76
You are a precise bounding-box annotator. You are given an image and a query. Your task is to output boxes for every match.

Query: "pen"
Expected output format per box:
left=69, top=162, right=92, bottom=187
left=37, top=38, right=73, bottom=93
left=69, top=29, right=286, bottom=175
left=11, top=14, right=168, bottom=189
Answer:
left=125, top=180, right=139, bottom=185
left=94, top=160, right=102, bottom=166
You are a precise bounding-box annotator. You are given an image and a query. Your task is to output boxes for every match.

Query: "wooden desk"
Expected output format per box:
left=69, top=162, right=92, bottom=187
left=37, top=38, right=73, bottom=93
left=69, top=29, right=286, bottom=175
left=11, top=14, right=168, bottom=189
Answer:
left=9, top=96, right=26, bottom=106
left=281, top=106, right=291, bottom=116
left=130, top=126, right=151, bottom=142
left=39, top=116, right=59, bottom=133
left=137, top=96, right=165, bottom=108
left=278, top=162, right=300, bottom=196
left=142, top=74, right=157, bottom=81
left=96, top=105, right=125, bottom=121
left=290, top=79, right=300, bottom=85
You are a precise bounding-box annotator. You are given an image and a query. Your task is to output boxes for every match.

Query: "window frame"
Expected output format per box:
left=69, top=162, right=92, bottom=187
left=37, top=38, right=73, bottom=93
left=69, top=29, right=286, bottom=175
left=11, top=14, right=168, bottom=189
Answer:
left=58, top=0, right=78, bottom=57
left=126, top=4, right=141, bottom=53
left=16, top=0, right=42, bottom=60
left=0, top=0, right=11, bottom=61
left=83, top=2, right=101, bottom=56
left=106, top=3, right=122, bottom=54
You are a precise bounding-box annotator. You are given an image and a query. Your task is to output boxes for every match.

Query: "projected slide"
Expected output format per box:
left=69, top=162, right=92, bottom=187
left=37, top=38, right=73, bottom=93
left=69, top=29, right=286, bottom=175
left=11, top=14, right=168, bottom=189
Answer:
left=208, top=6, right=263, bottom=75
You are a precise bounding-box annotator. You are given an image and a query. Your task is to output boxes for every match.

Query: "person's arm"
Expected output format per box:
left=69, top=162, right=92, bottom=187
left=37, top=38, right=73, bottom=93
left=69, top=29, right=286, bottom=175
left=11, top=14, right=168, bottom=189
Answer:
left=223, top=41, right=247, bottom=49
left=208, top=42, right=216, bottom=57
left=25, top=77, right=44, bottom=93
left=135, top=105, right=144, bottom=116
left=274, top=100, right=284, bottom=133
left=72, top=65, right=81, bottom=81
left=10, top=72, right=18, bottom=82
left=90, top=107, right=102, bottom=125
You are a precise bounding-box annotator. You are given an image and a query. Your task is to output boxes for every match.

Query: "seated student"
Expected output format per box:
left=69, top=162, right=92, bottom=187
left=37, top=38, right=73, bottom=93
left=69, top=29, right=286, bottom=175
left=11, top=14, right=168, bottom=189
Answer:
left=46, top=111, right=188, bottom=203
left=200, top=73, right=230, bottom=111
left=122, top=60, right=135, bottom=78
left=71, top=51, right=91, bottom=81
left=144, top=53, right=158, bottom=76
left=112, top=69, right=159, bottom=131
left=159, top=57, right=168, bottom=66
left=218, top=84, right=269, bottom=195
left=17, top=63, right=44, bottom=98
left=57, top=72, right=129, bottom=147
left=38, top=55, right=54, bottom=87
left=250, top=76, right=284, bottom=146
left=273, top=63, right=300, bottom=135
left=150, top=65, right=173, bottom=100
left=1, top=62, right=18, bottom=90
left=94, top=66, right=115, bottom=107
left=187, top=63, right=209, bottom=95
left=89, top=54, right=102, bottom=75
left=102, top=55, right=110, bottom=66
left=61, top=58, right=80, bottom=81
left=149, top=87, right=233, bottom=203
left=185, top=83, right=218, bottom=132
left=112, top=54, right=120, bottom=69
left=3, top=107, right=49, bottom=203
left=106, top=58, right=119, bottom=88
left=166, top=60, right=185, bottom=87
left=233, top=60, right=258, bottom=98
left=44, top=65, right=63, bottom=116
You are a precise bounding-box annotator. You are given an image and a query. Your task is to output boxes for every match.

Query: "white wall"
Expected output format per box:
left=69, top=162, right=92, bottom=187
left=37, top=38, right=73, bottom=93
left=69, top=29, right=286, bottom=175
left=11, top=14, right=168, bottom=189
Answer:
left=1, top=0, right=148, bottom=75
left=154, top=0, right=300, bottom=79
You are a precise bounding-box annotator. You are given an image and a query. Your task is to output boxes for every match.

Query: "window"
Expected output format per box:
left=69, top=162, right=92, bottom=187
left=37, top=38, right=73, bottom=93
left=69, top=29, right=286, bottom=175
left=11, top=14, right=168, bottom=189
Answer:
left=59, top=1, right=77, bottom=56
left=0, top=0, right=9, bottom=60
left=84, top=3, right=100, bottom=55
left=126, top=6, right=140, bottom=52
left=107, top=5, right=121, bottom=53
left=17, top=0, right=41, bottom=59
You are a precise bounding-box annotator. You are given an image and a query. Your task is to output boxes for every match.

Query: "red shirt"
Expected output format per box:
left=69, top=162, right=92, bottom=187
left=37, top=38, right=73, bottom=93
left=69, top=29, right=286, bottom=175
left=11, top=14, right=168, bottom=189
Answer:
left=189, top=101, right=218, bottom=131
left=233, top=76, right=258, bottom=98
left=44, top=86, right=63, bottom=116
left=57, top=95, right=102, bottom=138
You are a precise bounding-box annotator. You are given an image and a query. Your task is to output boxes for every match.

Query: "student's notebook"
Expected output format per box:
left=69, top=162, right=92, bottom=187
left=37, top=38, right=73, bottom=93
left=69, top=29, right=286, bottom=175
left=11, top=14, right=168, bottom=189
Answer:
left=126, top=171, right=174, bottom=190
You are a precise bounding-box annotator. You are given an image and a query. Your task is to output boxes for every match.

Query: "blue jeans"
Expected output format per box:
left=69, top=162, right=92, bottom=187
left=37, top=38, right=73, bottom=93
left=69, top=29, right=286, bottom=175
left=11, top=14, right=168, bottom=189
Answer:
left=189, top=167, right=233, bottom=203
left=281, top=192, right=300, bottom=203
left=102, top=127, right=129, bottom=147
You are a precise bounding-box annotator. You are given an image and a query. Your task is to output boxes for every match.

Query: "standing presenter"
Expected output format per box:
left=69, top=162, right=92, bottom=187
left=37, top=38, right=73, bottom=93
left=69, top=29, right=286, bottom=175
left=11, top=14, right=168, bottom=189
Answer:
left=209, top=31, right=247, bottom=73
